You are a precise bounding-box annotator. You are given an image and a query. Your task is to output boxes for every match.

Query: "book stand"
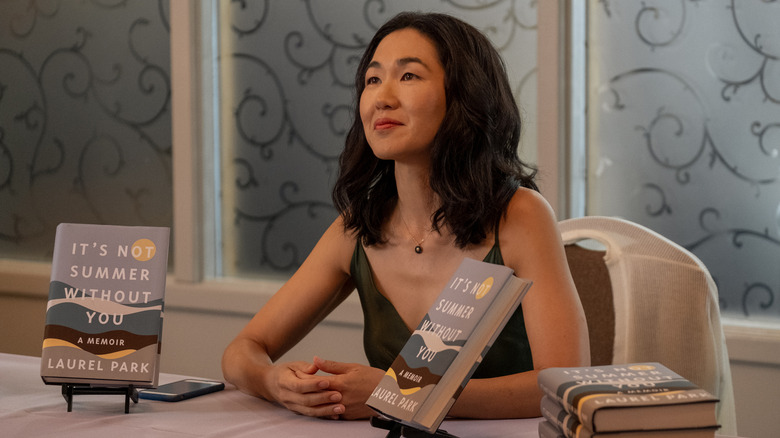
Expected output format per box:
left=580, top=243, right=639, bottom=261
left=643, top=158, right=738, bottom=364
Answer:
left=370, top=417, right=459, bottom=438
left=61, top=384, right=139, bottom=413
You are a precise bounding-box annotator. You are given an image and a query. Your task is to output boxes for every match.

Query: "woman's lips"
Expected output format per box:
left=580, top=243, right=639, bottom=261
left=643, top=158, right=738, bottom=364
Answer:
left=374, top=118, right=403, bottom=130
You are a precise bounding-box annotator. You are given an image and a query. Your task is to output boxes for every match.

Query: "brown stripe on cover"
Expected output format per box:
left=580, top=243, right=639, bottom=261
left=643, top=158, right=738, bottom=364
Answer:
left=390, top=353, right=444, bottom=390
left=43, top=324, right=158, bottom=355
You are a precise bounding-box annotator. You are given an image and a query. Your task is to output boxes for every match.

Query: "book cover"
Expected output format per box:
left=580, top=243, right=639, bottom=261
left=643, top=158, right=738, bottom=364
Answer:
left=540, top=395, right=718, bottom=438
left=538, top=363, right=718, bottom=433
left=40, top=223, right=170, bottom=388
left=367, top=257, right=532, bottom=433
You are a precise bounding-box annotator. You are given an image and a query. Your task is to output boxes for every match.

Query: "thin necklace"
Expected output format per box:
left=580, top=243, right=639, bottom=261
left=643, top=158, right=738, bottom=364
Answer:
left=399, top=214, right=434, bottom=254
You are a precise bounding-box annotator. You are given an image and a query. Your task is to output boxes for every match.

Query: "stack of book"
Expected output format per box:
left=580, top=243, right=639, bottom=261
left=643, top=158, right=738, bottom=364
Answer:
left=537, top=363, right=720, bottom=438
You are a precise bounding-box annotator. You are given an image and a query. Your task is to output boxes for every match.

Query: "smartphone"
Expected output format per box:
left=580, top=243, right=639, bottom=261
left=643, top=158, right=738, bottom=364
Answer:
left=139, top=379, right=225, bottom=402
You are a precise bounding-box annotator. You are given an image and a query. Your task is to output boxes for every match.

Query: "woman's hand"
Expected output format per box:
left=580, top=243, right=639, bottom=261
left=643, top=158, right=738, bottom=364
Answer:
left=263, top=360, right=346, bottom=419
left=312, top=356, right=386, bottom=420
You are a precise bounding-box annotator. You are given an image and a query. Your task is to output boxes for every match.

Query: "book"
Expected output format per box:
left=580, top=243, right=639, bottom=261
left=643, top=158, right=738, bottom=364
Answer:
left=537, top=363, right=719, bottom=433
left=540, top=396, right=718, bottom=438
left=538, top=418, right=717, bottom=438
left=366, top=257, right=532, bottom=433
left=539, top=419, right=566, bottom=438
left=41, top=223, right=170, bottom=388
left=540, top=394, right=580, bottom=437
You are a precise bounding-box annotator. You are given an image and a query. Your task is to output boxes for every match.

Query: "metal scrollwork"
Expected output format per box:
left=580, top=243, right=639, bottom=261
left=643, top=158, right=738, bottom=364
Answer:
left=642, top=183, right=673, bottom=216
left=718, top=0, right=780, bottom=104
left=687, top=208, right=780, bottom=250
left=634, top=0, right=688, bottom=50
left=7, top=0, right=59, bottom=39
left=606, top=68, right=776, bottom=189
left=0, top=0, right=172, bottom=257
left=230, top=0, right=269, bottom=38
left=752, top=121, right=780, bottom=158
left=684, top=208, right=779, bottom=317
left=742, top=283, right=776, bottom=318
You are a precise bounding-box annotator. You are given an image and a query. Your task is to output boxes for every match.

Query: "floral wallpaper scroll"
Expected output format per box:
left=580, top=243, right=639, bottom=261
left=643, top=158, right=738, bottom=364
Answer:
left=0, top=0, right=172, bottom=261
left=220, top=0, right=538, bottom=276
left=587, top=0, right=780, bottom=318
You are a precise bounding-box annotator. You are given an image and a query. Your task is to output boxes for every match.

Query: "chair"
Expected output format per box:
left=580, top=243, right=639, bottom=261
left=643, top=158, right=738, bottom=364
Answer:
left=559, top=216, right=737, bottom=436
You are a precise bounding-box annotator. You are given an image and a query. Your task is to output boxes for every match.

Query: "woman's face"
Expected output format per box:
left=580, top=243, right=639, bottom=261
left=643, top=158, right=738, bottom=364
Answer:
left=360, top=28, right=447, bottom=163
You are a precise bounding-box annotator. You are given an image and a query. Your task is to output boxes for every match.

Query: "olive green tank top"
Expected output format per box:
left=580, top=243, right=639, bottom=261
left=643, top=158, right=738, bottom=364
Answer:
left=350, top=233, right=533, bottom=379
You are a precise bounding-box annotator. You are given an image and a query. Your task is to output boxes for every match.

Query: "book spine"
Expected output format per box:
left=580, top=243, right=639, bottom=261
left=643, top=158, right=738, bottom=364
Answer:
left=538, top=420, right=567, bottom=438
left=577, top=387, right=717, bottom=432
left=539, top=376, right=572, bottom=413
left=540, top=395, right=586, bottom=438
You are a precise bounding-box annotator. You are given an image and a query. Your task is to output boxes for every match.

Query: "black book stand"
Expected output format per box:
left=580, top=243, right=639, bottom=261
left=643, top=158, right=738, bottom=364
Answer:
left=61, top=383, right=139, bottom=413
left=370, top=416, right=459, bottom=438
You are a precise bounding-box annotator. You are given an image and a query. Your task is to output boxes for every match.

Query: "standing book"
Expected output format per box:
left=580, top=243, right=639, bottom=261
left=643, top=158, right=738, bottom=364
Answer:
left=366, top=257, right=532, bottom=433
left=537, top=363, right=719, bottom=433
left=41, top=223, right=170, bottom=388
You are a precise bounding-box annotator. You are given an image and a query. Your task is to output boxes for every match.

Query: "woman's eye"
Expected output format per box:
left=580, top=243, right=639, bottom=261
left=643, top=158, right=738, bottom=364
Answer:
left=401, top=72, right=417, bottom=81
left=366, top=76, right=380, bottom=86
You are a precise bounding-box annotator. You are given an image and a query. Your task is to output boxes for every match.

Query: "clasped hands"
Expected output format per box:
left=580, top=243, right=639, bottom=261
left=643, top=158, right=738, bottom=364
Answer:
left=267, top=356, right=385, bottom=420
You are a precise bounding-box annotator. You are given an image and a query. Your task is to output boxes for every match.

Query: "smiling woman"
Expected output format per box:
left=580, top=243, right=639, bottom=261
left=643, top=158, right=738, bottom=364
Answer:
left=222, top=11, right=589, bottom=422
left=359, top=29, right=447, bottom=164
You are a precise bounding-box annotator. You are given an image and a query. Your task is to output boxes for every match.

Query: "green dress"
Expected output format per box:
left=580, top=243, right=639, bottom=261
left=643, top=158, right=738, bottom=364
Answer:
left=349, top=233, right=533, bottom=379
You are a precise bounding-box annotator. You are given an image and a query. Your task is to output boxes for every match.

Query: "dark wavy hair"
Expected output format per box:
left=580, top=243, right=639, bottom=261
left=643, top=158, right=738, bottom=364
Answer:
left=332, top=11, right=538, bottom=248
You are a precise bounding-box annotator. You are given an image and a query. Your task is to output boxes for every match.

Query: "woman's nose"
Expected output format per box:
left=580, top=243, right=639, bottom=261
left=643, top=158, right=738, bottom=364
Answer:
left=374, top=83, right=398, bottom=109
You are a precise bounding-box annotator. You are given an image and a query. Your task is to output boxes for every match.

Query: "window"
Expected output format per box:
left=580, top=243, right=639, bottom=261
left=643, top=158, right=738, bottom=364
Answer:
left=0, top=0, right=172, bottom=262
left=580, top=0, right=780, bottom=319
left=0, top=0, right=537, bottom=280
left=4, top=0, right=778, bottom=325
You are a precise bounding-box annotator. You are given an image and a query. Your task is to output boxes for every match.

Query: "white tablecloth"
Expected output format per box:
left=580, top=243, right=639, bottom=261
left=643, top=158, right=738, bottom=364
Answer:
left=0, top=353, right=543, bottom=437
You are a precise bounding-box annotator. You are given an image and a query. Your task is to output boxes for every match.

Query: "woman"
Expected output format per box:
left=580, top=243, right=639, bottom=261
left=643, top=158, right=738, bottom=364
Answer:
left=222, top=12, right=589, bottom=420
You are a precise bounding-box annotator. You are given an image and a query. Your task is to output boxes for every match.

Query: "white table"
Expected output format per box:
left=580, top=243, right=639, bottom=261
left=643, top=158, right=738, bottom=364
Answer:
left=0, top=353, right=543, bottom=437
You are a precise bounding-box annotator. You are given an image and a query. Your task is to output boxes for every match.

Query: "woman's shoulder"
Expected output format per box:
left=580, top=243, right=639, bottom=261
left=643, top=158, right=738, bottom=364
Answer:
left=329, top=214, right=359, bottom=249
left=504, top=187, right=557, bottom=225
left=307, top=214, right=359, bottom=275
left=500, top=188, right=561, bottom=263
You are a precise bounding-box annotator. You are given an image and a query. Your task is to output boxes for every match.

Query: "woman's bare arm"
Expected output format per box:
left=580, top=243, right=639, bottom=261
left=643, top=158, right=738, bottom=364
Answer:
left=221, top=217, right=357, bottom=417
left=447, top=189, right=590, bottom=418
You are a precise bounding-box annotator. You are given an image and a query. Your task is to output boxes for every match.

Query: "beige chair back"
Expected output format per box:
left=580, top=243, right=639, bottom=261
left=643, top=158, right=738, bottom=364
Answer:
left=560, top=216, right=737, bottom=435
